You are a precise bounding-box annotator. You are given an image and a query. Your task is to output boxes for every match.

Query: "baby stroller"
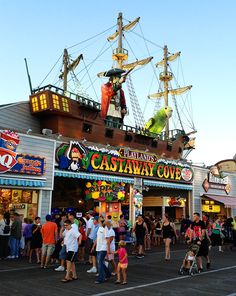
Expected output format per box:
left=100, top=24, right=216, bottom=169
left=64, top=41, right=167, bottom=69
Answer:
left=179, top=243, right=200, bottom=276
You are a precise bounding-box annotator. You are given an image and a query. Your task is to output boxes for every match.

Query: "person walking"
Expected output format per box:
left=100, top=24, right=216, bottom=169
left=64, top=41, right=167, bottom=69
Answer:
left=114, top=240, right=128, bottom=285
left=61, top=219, right=81, bottom=283
left=0, top=211, right=11, bottom=259
left=8, top=213, right=22, bottom=259
left=133, top=215, right=148, bottom=258
left=29, top=217, right=42, bottom=264
left=105, top=220, right=116, bottom=276
left=230, top=216, right=236, bottom=250
left=211, top=216, right=223, bottom=252
left=118, top=214, right=127, bottom=241
left=191, top=212, right=210, bottom=272
left=162, top=214, right=177, bottom=261
left=41, top=214, right=58, bottom=268
left=95, top=218, right=111, bottom=284
left=87, top=216, right=99, bottom=274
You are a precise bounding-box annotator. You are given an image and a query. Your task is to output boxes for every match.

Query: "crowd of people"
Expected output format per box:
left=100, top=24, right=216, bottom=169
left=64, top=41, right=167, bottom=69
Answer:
left=1, top=209, right=236, bottom=284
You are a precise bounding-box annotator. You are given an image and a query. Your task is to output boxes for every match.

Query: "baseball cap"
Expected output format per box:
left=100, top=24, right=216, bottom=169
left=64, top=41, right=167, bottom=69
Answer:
left=86, top=210, right=94, bottom=215
left=94, top=216, right=99, bottom=221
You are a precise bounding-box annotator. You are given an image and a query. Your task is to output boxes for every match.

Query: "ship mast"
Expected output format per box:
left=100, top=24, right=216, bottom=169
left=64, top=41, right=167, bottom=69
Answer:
left=59, top=49, right=83, bottom=92
left=148, top=47, right=192, bottom=140
left=112, top=12, right=128, bottom=69
left=162, top=45, right=170, bottom=137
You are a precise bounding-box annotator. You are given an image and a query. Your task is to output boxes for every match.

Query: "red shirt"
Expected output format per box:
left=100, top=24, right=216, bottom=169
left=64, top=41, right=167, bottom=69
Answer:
left=41, top=221, right=58, bottom=244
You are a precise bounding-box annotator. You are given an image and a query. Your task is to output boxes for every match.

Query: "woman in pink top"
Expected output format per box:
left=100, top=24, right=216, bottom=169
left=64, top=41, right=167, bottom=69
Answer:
left=114, top=240, right=128, bottom=285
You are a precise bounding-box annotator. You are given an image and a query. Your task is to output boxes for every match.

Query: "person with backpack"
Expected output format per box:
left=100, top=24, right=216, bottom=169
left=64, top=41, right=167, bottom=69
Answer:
left=0, top=211, right=11, bottom=259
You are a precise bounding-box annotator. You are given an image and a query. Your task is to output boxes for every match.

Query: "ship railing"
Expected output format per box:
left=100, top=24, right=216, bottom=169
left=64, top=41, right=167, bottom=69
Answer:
left=32, top=84, right=101, bottom=110
left=105, top=119, right=184, bottom=141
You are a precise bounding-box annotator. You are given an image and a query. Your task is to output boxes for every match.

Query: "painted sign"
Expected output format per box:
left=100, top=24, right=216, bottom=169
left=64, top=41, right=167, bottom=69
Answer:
left=0, top=130, right=46, bottom=176
left=56, top=142, right=194, bottom=183
left=202, top=172, right=231, bottom=194
left=85, top=181, right=125, bottom=202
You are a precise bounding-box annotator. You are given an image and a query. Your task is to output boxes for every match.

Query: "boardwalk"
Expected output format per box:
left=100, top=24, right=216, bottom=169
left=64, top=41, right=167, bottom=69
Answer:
left=0, top=245, right=236, bottom=296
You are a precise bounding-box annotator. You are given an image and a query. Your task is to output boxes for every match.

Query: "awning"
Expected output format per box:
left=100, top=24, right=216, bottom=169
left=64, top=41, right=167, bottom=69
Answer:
left=203, top=194, right=236, bottom=208
left=143, top=179, right=193, bottom=190
left=54, top=170, right=134, bottom=184
left=0, top=177, right=46, bottom=187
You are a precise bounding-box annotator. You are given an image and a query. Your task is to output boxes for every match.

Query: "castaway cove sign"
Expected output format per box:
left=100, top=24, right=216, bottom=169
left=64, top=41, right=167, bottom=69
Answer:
left=56, top=141, right=194, bottom=183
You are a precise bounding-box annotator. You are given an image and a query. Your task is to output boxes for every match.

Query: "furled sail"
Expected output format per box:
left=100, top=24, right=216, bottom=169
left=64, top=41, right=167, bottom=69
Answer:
left=122, top=57, right=153, bottom=71
left=148, top=85, right=192, bottom=99
left=107, top=17, right=140, bottom=41
left=156, top=51, right=181, bottom=67
left=59, top=54, right=83, bottom=79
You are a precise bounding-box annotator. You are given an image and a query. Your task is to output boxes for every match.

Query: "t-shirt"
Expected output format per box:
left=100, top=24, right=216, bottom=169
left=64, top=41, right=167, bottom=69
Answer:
left=191, top=220, right=206, bottom=240
left=41, top=221, right=58, bottom=244
left=105, top=226, right=115, bottom=252
left=117, top=247, right=128, bottom=264
left=64, top=227, right=81, bottom=252
left=86, top=217, right=94, bottom=239
left=232, top=221, right=236, bottom=231
left=96, top=226, right=107, bottom=252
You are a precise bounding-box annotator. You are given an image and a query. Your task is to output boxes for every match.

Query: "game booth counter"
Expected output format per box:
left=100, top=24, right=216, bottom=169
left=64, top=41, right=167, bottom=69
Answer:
left=53, top=140, right=194, bottom=226
left=0, top=129, right=54, bottom=220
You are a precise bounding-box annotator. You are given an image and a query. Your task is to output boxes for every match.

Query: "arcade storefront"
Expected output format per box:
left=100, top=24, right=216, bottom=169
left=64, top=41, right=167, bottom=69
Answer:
left=52, top=140, right=194, bottom=223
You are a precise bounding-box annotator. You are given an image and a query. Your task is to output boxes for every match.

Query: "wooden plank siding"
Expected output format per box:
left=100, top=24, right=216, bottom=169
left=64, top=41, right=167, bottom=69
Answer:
left=0, top=102, right=41, bottom=133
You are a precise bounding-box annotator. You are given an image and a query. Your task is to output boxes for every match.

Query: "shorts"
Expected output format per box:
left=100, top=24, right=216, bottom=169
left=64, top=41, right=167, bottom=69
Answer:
left=89, top=243, right=97, bottom=257
left=80, top=240, right=86, bottom=248
left=118, top=262, right=128, bottom=269
left=59, top=245, right=67, bottom=260
left=66, top=251, right=77, bottom=262
left=106, top=253, right=114, bottom=261
left=197, top=239, right=209, bottom=257
left=136, top=236, right=144, bottom=246
left=42, top=244, right=55, bottom=257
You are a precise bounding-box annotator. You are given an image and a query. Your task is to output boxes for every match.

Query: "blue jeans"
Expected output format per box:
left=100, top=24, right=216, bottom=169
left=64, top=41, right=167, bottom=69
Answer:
left=9, top=237, right=20, bottom=257
left=97, top=250, right=111, bottom=283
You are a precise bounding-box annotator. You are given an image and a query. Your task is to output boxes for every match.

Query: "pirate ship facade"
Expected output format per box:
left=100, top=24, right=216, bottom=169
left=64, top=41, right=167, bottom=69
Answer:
left=29, top=13, right=194, bottom=160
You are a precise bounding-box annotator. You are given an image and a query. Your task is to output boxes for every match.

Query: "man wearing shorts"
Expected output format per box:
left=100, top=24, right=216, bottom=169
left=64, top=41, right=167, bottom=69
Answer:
left=41, top=214, right=58, bottom=268
left=61, top=219, right=81, bottom=282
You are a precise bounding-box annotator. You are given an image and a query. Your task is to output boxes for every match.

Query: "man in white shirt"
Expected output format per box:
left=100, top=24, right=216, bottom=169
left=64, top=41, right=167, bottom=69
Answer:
left=95, top=218, right=111, bottom=284
left=105, top=220, right=116, bottom=275
left=61, top=219, right=82, bottom=283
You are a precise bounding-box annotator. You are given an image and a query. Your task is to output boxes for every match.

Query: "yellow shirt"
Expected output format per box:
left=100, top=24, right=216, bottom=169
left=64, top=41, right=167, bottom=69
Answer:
left=232, top=221, right=236, bottom=230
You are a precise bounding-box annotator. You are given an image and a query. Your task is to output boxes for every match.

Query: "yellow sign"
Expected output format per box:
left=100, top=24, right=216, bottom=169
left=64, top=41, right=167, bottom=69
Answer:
left=202, top=204, right=221, bottom=213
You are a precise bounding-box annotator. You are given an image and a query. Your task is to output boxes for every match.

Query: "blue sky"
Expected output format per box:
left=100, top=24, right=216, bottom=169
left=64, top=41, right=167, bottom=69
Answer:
left=1, top=0, right=235, bottom=165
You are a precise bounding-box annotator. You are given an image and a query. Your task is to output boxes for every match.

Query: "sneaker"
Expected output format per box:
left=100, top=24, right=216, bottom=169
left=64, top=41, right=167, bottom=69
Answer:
left=55, top=266, right=65, bottom=272
left=206, top=262, right=211, bottom=269
left=87, top=267, right=97, bottom=273
left=7, top=256, right=15, bottom=259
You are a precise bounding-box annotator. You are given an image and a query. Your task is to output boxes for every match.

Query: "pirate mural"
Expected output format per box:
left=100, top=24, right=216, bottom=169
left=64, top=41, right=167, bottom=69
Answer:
left=58, top=141, right=90, bottom=172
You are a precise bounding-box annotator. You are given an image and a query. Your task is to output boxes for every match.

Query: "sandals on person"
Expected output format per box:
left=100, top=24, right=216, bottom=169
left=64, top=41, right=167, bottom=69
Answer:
left=121, top=282, right=127, bottom=285
left=115, top=281, right=121, bottom=284
left=71, top=277, right=78, bottom=281
left=61, top=278, right=72, bottom=283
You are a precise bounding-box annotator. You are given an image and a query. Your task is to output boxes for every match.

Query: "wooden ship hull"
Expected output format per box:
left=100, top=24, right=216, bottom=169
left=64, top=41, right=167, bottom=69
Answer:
left=29, top=85, right=189, bottom=159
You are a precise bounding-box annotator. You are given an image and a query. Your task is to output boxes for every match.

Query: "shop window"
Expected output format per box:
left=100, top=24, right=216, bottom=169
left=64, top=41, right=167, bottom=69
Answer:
left=151, top=139, right=158, bottom=148
left=52, top=94, right=60, bottom=110
left=83, top=123, right=92, bottom=133
left=167, top=142, right=172, bottom=151
left=62, top=97, right=70, bottom=112
left=31, top=97, right=39, bottom=112
left=39, top=94, right=48, bottom=110
left=124, top=133, right=132, bottom=142
left=105, top=129, right=114, bottom=138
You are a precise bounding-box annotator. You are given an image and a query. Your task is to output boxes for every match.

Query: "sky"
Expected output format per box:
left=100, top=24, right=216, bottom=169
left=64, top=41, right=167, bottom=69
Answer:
left=1, top=0, right=236, bottom=166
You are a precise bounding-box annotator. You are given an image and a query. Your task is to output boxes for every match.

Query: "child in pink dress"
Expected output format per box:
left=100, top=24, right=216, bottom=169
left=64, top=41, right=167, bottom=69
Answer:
left=114, top=240, right=128, bottom=285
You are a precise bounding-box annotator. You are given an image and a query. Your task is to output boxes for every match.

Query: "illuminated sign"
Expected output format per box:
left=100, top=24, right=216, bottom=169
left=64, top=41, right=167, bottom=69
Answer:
left=85, top=181, right=125, bottom=202
left=0, top=130, right=46, bottom=176
left=56, top=142, right=194, bottom=183
left=202, top=204, right=221, bottom=213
